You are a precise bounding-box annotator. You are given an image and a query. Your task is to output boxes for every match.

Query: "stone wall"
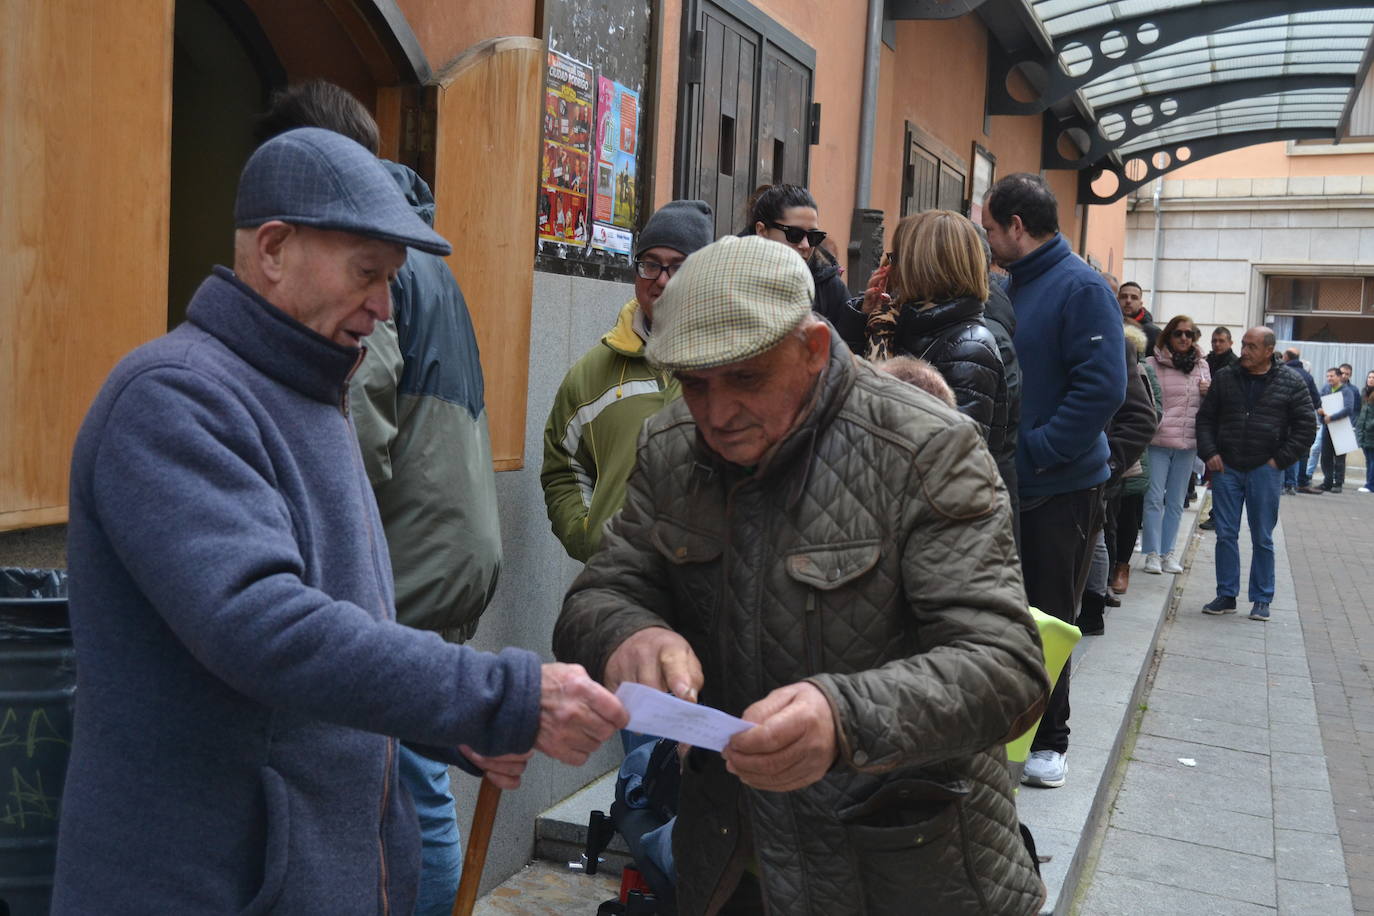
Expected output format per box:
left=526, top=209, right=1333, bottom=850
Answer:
left=1122, top=176, right=1374, bottom=337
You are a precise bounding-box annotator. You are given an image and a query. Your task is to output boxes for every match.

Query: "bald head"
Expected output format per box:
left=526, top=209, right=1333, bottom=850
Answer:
left=1239, top=326, right=1275, bottom=375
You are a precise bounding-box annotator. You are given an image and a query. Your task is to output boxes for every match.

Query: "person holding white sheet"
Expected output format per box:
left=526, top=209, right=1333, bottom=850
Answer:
left=1317, top=366, right=1359, bottom=493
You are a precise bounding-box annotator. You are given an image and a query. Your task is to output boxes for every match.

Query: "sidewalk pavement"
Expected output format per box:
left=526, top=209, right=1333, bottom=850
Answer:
left=1075, top=493, right=1358, bottom=914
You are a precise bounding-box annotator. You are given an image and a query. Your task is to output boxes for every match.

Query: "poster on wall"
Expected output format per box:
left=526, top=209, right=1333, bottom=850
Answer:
left=968, top=144, right=996, bottom=224
left=538, top=49, right=595, bottom=247
left=590, top=76, right=640, bottom=256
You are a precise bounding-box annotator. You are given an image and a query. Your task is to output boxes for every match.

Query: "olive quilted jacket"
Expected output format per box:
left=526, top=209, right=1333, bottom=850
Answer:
left=554, top=331, right=1048, bottom=915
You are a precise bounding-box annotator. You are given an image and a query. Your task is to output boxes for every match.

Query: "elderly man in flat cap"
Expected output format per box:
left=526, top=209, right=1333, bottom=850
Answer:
left=55, top=128, right=626, bottom=915
left=554, top=235, right=1049, bottom=915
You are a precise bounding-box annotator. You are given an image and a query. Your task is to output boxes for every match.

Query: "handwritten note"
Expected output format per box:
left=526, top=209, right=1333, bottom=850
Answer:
left=615, top=682, right=754, bottom=752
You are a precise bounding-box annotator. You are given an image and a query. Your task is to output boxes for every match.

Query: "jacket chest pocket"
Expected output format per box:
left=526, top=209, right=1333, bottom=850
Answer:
left=785, top=542, right=882, bottom=674
left=650, top=518, right=724, bottom=638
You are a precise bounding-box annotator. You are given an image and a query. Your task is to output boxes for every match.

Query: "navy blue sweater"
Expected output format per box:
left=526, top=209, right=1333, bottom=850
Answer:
left=1007, top=235, right=1126, bottom=502
left=56, top=268, right=541, bottom=914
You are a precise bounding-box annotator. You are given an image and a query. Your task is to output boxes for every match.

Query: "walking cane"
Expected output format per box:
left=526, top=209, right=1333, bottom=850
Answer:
left=451, top=776, right=502, bottom=916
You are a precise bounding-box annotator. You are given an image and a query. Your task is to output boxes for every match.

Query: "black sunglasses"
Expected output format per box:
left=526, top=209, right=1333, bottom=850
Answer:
left=1171, top=328, right=1198, bottom=340
left=766, top=221, right=827, bottom=247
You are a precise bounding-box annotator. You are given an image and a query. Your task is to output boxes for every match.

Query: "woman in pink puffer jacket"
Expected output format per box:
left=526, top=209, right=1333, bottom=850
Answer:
left=1142, top=314, right=1211, bottom=575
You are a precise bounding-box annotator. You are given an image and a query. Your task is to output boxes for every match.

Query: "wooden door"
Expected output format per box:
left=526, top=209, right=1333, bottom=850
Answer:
left=0, top=3, right=175, bottom=530
left=695, top=3, right=759, bottom=237
left=758, top=45, right=810, bottom=189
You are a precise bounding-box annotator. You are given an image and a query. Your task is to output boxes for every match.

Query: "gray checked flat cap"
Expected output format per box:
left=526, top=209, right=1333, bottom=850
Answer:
left=234, top=127, right=452, bottom=257
left=646, top=235, right=814, bottom=371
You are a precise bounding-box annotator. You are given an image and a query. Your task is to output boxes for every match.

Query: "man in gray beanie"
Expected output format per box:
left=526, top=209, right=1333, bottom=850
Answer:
left=555, top=235, right=1048, bottom=915
left=55, top=127, right=627, bottom=914
left=542, top=199, right=714, bottom=561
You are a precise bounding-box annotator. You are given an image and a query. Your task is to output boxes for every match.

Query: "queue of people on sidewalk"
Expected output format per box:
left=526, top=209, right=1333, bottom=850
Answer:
left=50, top=76, right=1364, bottom=916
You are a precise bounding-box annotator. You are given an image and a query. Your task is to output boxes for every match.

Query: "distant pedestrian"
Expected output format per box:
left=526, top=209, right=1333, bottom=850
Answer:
left=1316, top=367, right=1359, bottom=493
left=1117, top=281, right=1160, bottom=353
left=1356, top=379, right=1374, bottom=493
left=1280, top=347, right=1321, bottom=495
left=1141, top=315, right=1210, bottom=575
left=1194, top=327, right=1316, bottom=621
left=1206, top=326, right=1238, bottom=376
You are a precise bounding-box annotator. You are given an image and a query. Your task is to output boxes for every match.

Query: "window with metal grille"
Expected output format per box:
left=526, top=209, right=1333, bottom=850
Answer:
left=1266, top=275, right=1370, bottom=314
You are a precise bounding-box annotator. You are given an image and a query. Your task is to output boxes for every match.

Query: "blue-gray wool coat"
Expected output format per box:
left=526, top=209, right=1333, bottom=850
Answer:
left=54, top=268, right=541, bottom=914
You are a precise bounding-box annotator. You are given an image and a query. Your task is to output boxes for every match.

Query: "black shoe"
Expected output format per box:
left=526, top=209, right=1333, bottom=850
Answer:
left=1298, top=485, right=1324, bottom=495
left=1104, top=591, right=1121, bottom=607
left=1202, top=596, right=1237, bottom=615
left=1077, top=592, right=1106, bottom=636
left=1199, top=517, right=1216, bottom=531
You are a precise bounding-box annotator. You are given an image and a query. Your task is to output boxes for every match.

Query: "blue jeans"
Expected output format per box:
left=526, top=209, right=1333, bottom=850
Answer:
left=1211, top=462, right=1281, bottom=603
left=399, top=746, right=462, bottom=916
left=1283, top=460, right=1299, bottom=489
left=1142, top=446, right=1196, bottom=557
left=1365, top=448, right=1374, bottom=489
left=1302, top=418, right=1322, bottom=484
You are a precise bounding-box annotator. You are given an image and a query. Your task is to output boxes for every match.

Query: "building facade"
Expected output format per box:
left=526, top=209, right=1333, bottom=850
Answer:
left=1122, top=140, right=1374, bottom=343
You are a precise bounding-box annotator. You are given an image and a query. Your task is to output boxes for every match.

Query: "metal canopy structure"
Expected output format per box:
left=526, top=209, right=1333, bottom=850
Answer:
left=979, top=0, right=1374, bottom=203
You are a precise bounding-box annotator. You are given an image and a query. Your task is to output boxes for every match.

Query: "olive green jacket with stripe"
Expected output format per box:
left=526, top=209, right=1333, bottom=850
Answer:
left=542, top=300, right=680, bottom=562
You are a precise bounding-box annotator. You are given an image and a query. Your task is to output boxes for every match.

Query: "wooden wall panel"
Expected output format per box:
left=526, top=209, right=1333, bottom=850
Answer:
left=430, top=37, right=543, bottom=471
left=0, top=2, right=175, bottom=530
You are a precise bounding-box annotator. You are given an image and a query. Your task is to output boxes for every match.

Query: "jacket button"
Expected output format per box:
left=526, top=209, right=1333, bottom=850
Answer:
left=676, top=546, right=687, bottom=559
left=720, top=826, right=730, bottom=836
left=853, top=750, right=868, bottom=765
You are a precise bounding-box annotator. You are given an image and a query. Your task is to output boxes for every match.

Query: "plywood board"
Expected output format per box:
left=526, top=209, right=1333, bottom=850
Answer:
left=0, top=2, right=174, bottom=528
left=431, top=37, right=543, bottom=470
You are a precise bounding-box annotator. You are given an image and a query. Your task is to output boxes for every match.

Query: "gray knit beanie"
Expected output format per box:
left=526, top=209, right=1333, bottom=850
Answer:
left=635, top=200, right=715, bottom=259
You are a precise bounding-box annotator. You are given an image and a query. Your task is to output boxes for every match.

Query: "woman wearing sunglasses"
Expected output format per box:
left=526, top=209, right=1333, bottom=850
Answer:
left=740, top=184, right=859, bottom=346
left=1142, top=314, right=1211, bottom=575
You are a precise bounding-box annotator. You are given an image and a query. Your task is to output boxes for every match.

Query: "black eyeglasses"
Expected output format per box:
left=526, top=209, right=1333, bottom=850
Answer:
left=766, top=221, right=827, bottom=247
left=633, top=260, right=683, bottom=280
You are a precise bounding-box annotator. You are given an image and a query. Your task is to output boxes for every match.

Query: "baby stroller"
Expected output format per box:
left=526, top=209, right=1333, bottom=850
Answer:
left=586, top=737, right=679, bottom=915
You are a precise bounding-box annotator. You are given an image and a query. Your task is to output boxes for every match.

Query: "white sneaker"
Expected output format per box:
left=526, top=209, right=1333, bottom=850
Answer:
left=1360, top=487, right=1371, bottom=493
left=1161, top=552, right=1184, bottom=574
left=1022, top=749, right=1067, bottom=788
left=1143, top=553, right=1162, bottom=574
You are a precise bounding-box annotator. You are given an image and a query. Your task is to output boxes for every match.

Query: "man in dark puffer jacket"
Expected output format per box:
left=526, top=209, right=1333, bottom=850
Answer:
left=1195, top=327, right=1316, bottom=622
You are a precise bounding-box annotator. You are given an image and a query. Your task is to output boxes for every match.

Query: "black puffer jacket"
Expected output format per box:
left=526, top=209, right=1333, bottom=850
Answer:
left=880, top=296, right=1008, bottom=446
left=982, top=280, right=1020, bottom=504
left=1196, top=358, right=1317, bottom=472
left=810, top=250, right=864, bottom=350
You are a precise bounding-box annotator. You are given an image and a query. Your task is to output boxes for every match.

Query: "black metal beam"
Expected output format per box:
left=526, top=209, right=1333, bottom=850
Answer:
left=888, top=0, right=990, bottom=19
left=1042, top=74, right=1356, bottom=169
left=1078, top=128, right=1336, bottom=205
left=989, top=0, right=1374, bottom=116
left=1336, top=30, right=1374, bottom=139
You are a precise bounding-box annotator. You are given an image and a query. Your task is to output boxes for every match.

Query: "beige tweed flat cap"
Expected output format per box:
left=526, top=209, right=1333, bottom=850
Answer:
left=645, top=235, right=816, bottom=371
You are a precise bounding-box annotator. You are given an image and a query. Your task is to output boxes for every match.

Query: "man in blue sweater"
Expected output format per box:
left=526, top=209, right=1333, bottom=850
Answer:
left=55, top=128, right=627, bottom=914
left=982, top=174, right=1125, bottom=789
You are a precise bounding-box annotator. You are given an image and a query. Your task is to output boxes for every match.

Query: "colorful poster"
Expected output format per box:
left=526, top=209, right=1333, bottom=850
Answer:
left=593, top=77, right=640, bottom=231
left=538, top=50, right=594, bottom=246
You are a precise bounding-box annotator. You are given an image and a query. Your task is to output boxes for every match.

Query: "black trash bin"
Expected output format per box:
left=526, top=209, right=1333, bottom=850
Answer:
left=0, top=568, right=75, bottom=916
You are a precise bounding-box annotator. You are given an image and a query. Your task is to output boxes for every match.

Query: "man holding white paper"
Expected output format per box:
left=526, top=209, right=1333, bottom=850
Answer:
left=554, top=236, right=1049, bottom=915
left=1317, top=367, right=1360, bottom=493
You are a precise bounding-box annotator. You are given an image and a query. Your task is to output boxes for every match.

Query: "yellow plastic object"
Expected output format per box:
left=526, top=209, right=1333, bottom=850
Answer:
left=1005, top=607, right=1081, bottom=765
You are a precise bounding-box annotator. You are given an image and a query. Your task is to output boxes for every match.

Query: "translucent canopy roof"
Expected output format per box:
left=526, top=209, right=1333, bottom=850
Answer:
left=1014, top=2, right=1374, bottom=198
